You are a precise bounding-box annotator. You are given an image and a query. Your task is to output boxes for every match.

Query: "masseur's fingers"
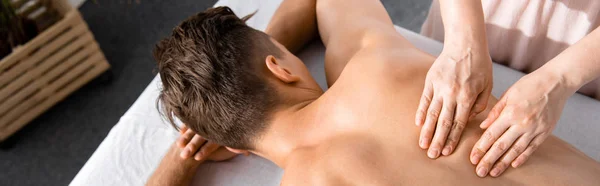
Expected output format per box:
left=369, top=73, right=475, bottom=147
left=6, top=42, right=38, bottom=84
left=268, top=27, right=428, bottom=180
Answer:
left=195, top=141, right=221, bottom=161
left=178, top=128, right=196, bottom=148
left=475, top=126, right=522, bottom=177
left=181, top=135, right=207, bottom=159
left=512, top=134, right=546, bottom=168
left=489, top=134, right=534, bottom=177
left=470, top=115, right=511, bottom=165
left=416, top=82, right=433, bottom=126
left=471, top=83, right=492, bottom=115
left=428, top=99, right=456, bottom=159
left=443, top=102, right=472, bottom=156
left=419, top=97, right=442, bottom=149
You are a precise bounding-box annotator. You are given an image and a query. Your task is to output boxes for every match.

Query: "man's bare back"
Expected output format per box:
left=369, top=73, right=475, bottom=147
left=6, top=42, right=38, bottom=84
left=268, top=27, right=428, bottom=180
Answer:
left=276, top=0, right=600, bottom=185
left=148, top=0, right=600, bottom=185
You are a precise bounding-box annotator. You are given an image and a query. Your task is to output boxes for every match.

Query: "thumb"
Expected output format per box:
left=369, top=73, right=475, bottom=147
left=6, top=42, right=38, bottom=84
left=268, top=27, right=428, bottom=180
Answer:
left=471, top=83, right=493, bottom=116
left=480, top=94, right=506, bottom=129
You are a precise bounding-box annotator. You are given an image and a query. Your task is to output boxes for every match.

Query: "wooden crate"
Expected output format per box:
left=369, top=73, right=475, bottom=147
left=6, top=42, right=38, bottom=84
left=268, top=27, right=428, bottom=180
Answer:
left=0, top=0, right=110, bottom=141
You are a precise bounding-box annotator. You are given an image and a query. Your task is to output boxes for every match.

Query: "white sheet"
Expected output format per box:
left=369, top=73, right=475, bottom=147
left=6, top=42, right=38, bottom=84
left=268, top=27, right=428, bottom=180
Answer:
left=70, top=0, right=600, bottom=185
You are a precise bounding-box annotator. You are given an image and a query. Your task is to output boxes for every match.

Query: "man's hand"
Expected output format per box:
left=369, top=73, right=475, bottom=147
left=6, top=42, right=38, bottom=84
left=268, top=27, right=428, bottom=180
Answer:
left=147, top=126, right=239, bottom=186
left=177, top=125, right=237, bottom=161
left=470, top=70, right=571, bottom=177
left=146, top=138, right=205, bottom=186
left=416, top=48, right=493, bottom=159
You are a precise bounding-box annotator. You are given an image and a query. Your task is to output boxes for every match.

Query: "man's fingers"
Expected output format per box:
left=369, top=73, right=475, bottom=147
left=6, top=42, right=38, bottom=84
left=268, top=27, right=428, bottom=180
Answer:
left=416, top=83, right=433, bottom=126
left=475, top=126, right=522, bottom=177
left=470, top=116, right=511, bottom=165
left=428, top=99, right=456, bottom=159
left=480, top=96, right=506, bottom=129
left=179, top=125, right=188, bottom=134
left=195, top=141, right=221, bottom=161
left=182, top=135, right=207, bottom=159
left=209, top=147, right=239, bottom=161
left=512, top=134, right=545, bottom=168
left=419, top=97, right=442, bottom=149
left=178, top=129, right=196, bottom=148
left=443, top=102, right=472, bottom=156
left=490, top=134, right=534, bottom=177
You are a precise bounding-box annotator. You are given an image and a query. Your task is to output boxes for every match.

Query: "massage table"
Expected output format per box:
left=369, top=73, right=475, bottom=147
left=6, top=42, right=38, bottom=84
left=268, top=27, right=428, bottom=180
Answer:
left=70, top=0, right=600, bottom=185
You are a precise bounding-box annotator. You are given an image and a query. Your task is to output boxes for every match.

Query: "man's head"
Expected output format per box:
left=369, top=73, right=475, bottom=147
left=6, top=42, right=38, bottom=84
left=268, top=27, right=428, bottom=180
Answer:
left=154, top=7, right=319, bottom=150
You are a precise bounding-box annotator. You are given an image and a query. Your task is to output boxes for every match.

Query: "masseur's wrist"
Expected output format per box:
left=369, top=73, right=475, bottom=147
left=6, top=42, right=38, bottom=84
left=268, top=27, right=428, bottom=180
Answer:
left=444, top=22, right=489, bottom=48
left=439, top=0, right=489, bottom=62
left=532, top=64, right=578, bottom=99
left=441, top=38, right=491, bottom=65
left=537, top=60, right=582, bottom=96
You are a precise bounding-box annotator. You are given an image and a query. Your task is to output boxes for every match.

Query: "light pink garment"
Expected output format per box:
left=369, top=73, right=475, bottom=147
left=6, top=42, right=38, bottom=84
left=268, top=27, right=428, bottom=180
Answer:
left=422, top=0, right=600, bottom=99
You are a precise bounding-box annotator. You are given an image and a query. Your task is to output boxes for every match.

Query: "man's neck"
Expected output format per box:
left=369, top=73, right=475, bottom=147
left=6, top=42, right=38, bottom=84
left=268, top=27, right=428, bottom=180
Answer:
left=252, top=88, right=334, bottom=168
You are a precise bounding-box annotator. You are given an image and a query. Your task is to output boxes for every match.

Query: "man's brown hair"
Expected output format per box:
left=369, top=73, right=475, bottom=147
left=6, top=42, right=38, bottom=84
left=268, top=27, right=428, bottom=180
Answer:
left=154, top=7, right=282, bottom=149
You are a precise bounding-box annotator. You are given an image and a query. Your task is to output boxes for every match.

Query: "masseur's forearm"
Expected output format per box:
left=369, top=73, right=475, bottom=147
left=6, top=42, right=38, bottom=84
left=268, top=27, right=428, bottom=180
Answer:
left=265, top=0, right=317, bottom=53
left=540, top=27, right=600, bottom=93
left=439, top=0, right=489, bottom=51
left=146, top=144, right=203, bottom=186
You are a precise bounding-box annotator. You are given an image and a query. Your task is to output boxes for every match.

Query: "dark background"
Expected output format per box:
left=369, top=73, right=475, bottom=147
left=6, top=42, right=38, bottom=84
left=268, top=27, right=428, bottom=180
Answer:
left=0, top=0, right=432, bottom=185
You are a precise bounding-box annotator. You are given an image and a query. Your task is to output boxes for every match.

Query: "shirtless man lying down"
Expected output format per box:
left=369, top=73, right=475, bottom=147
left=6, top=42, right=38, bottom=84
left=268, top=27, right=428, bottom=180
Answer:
left=147, top=0, right=600, bottom=185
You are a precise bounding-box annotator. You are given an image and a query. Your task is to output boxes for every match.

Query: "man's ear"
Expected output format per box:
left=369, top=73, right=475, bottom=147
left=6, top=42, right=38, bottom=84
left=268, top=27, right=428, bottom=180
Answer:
left=225, top=147, right=251, bottom=156
left=265, top=55, right=300, bottom=83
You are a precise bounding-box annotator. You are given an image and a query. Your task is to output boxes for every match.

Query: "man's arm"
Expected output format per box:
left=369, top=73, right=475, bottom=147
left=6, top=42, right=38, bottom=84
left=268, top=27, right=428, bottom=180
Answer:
left=315, top=0, right=399, bottom=86
left=146, top=143, right=202, bottom=186
left=265, top=0, right=318, bottom=54
left=266, top=0, right=399, bottom=86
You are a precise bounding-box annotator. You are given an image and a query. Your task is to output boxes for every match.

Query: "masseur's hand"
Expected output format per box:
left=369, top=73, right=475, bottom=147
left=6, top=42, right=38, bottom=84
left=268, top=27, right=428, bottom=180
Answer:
left=417, top=47, right=493, bottom=159
left=177, top=125, right=237, bottom=161
left=471, top=70, right=572, bottom=177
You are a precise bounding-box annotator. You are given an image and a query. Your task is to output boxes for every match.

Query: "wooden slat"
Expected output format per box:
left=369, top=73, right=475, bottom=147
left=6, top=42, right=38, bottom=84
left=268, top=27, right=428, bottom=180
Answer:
left=0, top=10, right=83, bottom=71
left=0, top=60, right=110, bottom=141
left=52, top=0, right=73, bottom=16
left=0, top=44, right=104, bottom=117
left=33, top=51, right=104, bottom=101
left=0, top=30, right=95, bottom=104
left=0, top=23, right=88, bottom=88
left=0, top=52, right=104, bottom=119
left=0, top=52, right=106, bottom=132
